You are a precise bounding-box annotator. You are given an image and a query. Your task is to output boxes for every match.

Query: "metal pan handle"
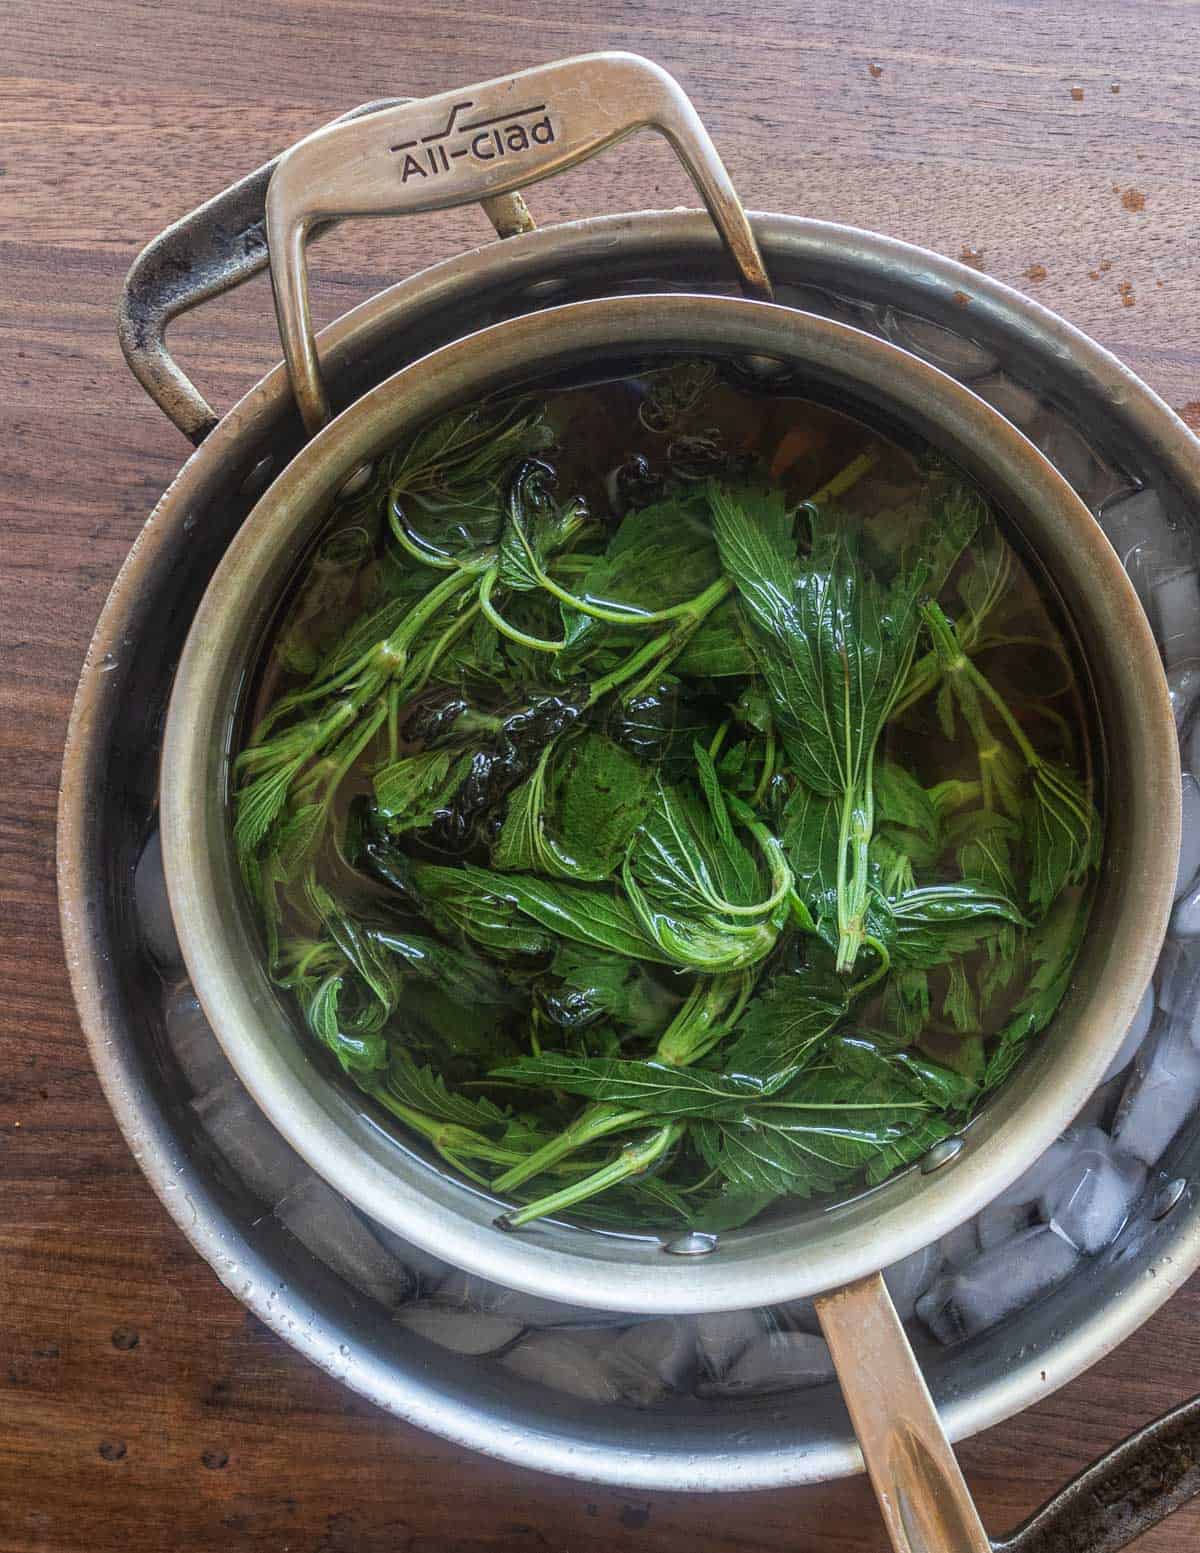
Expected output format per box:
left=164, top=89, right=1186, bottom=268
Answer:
left=117, top=100, right=402, bottom=445
left=265, top=51, right=773, bottom=434
left=817, top=1275, right=992, bottom=1553
left=117, top=101, right=534, bottom=445
left=819, top=1275, right=1200, bottom=1553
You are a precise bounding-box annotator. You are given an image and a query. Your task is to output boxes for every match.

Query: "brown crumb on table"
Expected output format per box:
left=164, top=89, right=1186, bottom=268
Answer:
left=952, top=289, right=971, bottom=307
left=1088, top=269, right=1101, bottom=280
left=1120, top=186, right=1146, bottom=211
left=1118, top=280, right=1136, bottom=307
left=1111, top=82, right=1120, bottom=94
left=1099, top=259, right=1112, bottom=272
left=1024, top=263, right=1048, bottom=282
left=868, top=61, right=883, bottom=78
left=1070, top=85, right=1084, bottom=101
left=1178, top=402, right=1200, bottom=432
left=959, top=244, right=984, bottom=269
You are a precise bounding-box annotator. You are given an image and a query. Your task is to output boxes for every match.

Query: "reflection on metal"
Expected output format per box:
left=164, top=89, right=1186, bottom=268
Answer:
left=1150, top=1177, right=1188, bottom=1221
left=921, top=1137, right=966, bottom=1174
left=661, top=1232, right=719, bottom=1257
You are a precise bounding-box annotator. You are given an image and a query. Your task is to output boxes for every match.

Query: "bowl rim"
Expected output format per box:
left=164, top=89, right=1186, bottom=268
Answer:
left=157, top=286, right=1180, bottom=1316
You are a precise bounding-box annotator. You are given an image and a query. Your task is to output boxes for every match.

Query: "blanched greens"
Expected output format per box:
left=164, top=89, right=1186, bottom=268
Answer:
left=234, top=368, right=1101, bottom=1233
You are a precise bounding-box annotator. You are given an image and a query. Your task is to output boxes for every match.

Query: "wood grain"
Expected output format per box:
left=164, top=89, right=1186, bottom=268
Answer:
left=2, top=1, right=1199, bottom=1548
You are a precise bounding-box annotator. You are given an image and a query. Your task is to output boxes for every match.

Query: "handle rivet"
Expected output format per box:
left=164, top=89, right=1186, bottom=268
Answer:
left=737, top=353, right=790, bottom=381
left=1150, top=1177, right=1187, bottom=1221
left=337, top=462, right=374, bottom=499
left=662, top=1231, right=719, bottom=1256
left=921, top=1136, right=965, bottom=1173
left=239, top=456, right=275, bottom=499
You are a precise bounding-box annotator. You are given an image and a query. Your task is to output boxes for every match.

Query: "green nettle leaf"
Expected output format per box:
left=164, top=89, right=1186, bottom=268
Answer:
left=496, top=461, right=589, bottom=592
left=1027, top=762, right=1103, bottom=913
left=984, top=888, right=1090, bottom=1088
left=494, top=733, right=656, bottom=882
left=827, top=1032, right=979, bottom=1110
left=544, top=944, right=682, bottom=1039
left=722, top=968, right=848, bottom=1086
left=450, top=865, right=671, bottom=962
left=384, top=1049, right=508, bottom=1131
left=374, top=749, right=470, bottom=832
left=672, top=598, right=757, bottom=678
left=696, top=1066, right=940, bottom=1199
left=556, top=493, right=721, bottom=662
left=709, top=482, right=938, bottom=972
left=622, top=776, right=792, bottom=972
left=490, top=1052, right=780, bottom=1115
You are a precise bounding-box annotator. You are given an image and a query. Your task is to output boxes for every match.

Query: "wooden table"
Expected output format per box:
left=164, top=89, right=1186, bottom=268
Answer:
left=3, top=2, right=1199, bottom=1548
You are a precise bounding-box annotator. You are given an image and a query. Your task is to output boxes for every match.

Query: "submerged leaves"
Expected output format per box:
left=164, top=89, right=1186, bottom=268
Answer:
left=232, top=381, right=1100, bottom=1235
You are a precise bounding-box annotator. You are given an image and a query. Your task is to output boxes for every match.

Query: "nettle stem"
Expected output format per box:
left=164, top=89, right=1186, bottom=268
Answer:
left=497, top=1123, right=683, bottom=1230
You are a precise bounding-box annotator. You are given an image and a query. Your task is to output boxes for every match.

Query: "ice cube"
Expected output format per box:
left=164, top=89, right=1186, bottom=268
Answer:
left=695, top=1309, right=775, bottom=1377
left=162, top=982, right=234, bottom=1095
left=433, top=1270, right=628, bottom=1330
left=1102, top=982, right=1157, bottom=1082
left=191, top=1081, right=309, bottom=1202
left=882, top=1244, right=943, bottom=1322
left=1099, top=489, right=1191, bottom=620
left=976, top=1201, right=1033, bottom=1251
left=1176, top=774, right=1200, bottom=901
left=1171, top=878, right=1200, bottom=939
left=940, top=1219, right=981, bottom=1268
left=697, top=1332, right=835, bottom=1397
left=1039, top=1137, right=1146, bottom=1254
left=1152, top=568, right=1200, bottom=668
left=774, top=1296, right=821, bottom=1335
left=988, top=1134, right=1078, bottom=1210
left=882, top=311, right=998, bottom=380
left=1036, top=421, right=1124, bottom=510
left=915, top=1225, right=1079, bottom=1344
left=1155, top=937, right=1200, bottom=1015
left=501, top=1333, right=622, bottom=1404
left=134, top=829, right=182, bottom=969
left=1167, top=660, right=1200, bottom=735
left=1071, top=1075, right=1126, bottom=1132
left=394, top=1302, right=524, bottom=1355
left=1189, top=714, right=1200, bottom=785
left=362, top=1225, right=453, bottom=1295
left=1113, top=1020, right=1200, bottom=1165
left=273, top=1175, right=415, bottom=1307
left=972, top=373, right=1042, bottom=430
left=608, top=1318, right=698, bottom=1405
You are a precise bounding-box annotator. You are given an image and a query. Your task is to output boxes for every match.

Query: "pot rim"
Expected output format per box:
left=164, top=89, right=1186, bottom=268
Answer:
left=59, top=210, right=1200, bottom=1488
left=157, top=285, right=1178, bottom=1316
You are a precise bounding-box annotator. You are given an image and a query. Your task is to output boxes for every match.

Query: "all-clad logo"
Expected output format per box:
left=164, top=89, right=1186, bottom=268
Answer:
left=390, top=98, right=556, bottom=182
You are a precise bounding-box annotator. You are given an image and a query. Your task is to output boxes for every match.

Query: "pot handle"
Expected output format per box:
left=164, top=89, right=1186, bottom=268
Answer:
left=116, top=99, right=535, bottom=445
left=819, top=1275, right=1200, bottom=1553
left=993, top=1391, right=1200, bottom=1553
left=816, top=1275, right=992, bottom=1553
left=264, top=51, right=773, bottom=435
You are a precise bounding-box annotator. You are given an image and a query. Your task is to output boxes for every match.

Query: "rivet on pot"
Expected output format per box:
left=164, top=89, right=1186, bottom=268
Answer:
left=921, top=1136, right=965, bottom=1173
left=736, top=353, right=790, bottom=381
left=239, top=455, right=275, bottom=498
left=1150, top=1177, right=1188, bottom=1221
left=337, top=462, right=374, bottom=499
left=524, top=277, right=570, bottom=301
left=661, top=1231, right=719, bottom=1256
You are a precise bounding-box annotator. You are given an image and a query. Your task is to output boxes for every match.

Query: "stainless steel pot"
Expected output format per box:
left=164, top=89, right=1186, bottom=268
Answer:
left=58, top=48, right=1200, bottom=1550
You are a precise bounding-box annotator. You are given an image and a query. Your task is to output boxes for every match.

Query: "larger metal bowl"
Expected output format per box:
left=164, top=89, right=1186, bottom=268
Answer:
left=59, top=208, right=1200, bottom=1488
